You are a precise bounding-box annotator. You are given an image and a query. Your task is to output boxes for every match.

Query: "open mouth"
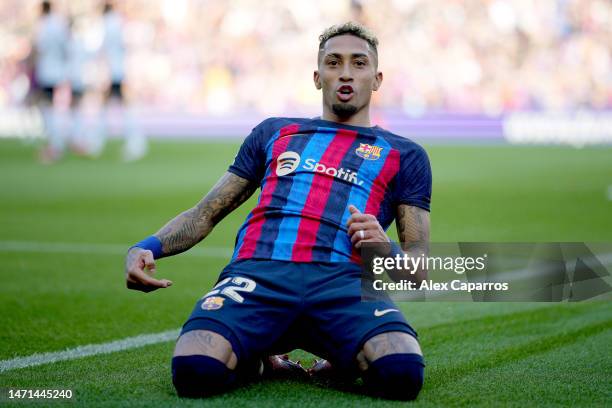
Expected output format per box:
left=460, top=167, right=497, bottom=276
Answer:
left=336, top=85, right=354, bottom=102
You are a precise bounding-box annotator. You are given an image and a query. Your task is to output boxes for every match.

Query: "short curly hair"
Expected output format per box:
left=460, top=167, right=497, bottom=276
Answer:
left=318, top=22, right=379, bottom=67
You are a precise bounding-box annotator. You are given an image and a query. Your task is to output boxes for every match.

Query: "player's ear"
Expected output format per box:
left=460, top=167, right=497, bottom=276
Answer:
left=373, top=71, right=383, bottom=91
left=313, top=70, right=322, bottom=90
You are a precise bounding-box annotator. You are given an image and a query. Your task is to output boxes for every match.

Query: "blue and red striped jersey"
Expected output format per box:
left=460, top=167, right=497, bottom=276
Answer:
left=228, top=117, right=431, bottom=264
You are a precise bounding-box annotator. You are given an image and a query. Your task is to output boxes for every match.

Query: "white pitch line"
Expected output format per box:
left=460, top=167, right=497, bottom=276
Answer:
left=0, top=240, right=233, bottom=258
left=0, top=329, right=180, bottom=373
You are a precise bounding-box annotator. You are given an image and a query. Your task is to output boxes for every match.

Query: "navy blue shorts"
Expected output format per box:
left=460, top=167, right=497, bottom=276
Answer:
left=181, top=259, right=417, bottom=373
left=109, top=82, right=123, bottom=99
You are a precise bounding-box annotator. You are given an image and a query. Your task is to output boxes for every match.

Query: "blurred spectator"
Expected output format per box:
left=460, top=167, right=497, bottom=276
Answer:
left=0, top=0, right=610, bottom=118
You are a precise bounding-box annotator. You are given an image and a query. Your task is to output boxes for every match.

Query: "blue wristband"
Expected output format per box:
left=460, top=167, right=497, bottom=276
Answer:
left=130, top=236, right=163, bottom=259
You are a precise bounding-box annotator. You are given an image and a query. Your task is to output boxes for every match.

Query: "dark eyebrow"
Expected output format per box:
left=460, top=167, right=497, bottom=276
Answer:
left=324, top=52, right=370, bottom=60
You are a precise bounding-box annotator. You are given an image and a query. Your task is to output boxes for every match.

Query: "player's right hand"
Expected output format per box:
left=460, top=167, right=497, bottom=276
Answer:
left=125, top=248, right=173, bottom=292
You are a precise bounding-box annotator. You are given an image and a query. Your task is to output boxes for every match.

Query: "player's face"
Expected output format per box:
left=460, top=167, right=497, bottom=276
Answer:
left=314, top=34, right=382, bottom=120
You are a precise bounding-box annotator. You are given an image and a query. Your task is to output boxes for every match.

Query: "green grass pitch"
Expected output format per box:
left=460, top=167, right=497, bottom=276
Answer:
left=0, top=139, right=611, bottom=407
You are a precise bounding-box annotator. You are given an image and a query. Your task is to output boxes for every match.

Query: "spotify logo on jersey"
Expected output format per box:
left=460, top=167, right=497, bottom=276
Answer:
left=276, top=151, right=301, bottom=176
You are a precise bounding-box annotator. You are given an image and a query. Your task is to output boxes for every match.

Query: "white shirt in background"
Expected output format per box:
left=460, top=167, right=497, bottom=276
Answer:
left=103, top=11, right=125, bottom=83
left=35, top=13, right=69, bottom=87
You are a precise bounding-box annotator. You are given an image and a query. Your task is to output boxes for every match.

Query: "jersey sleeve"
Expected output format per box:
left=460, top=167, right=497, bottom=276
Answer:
left=395, top=145, right=432, bottom=211
left=227, top=120, right=268, bottom=183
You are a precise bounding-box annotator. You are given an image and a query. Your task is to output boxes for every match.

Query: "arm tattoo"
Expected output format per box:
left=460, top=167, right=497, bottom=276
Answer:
left=154, top=172, right=257, bottom=256
left=393, top=204, right=431, bottom=283
left=396, top=204, right=430, bottom=247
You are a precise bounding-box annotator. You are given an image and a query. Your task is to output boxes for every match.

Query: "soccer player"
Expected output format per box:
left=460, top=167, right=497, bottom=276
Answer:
left=66, top=16, right=92, bottom=155
left=34, top=0, right=68, bottom=163
left=92, top=1, right=146, bottom=161
left=125, top=22, right=431, bottom=401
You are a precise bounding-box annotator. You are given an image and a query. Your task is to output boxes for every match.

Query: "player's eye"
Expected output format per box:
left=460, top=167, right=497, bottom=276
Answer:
left=327, top=59, right=339, bottom=66
left=354, top=60, right=367, bottom=67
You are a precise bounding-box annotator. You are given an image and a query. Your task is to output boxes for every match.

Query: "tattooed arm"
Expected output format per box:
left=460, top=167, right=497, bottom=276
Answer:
left=154, top=172, right=257, bottom=256
left=125, top=172, right=258, bottom=292
left=393, top=204, right=430, bottom=284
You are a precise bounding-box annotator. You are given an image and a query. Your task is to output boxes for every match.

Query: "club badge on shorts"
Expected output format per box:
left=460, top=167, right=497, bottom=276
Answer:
left=355, top=143, right=383, bottom=160
left=201, top=296, right=225, bottom=311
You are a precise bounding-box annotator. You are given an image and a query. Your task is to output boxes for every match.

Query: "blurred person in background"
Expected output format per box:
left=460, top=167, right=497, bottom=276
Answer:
left=67, top=15, right=95, bottom=156
left=34, top=0, right=68, bottom=163
left=92, top=1, right=146, bottom=161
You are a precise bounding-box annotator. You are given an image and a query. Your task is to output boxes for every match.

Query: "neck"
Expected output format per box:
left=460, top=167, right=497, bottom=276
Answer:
left=321, top=104, right=372, bottom=128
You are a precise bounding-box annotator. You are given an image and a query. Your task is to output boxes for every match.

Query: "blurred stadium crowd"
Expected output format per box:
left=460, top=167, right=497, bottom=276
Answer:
left=0, top=0, right=610, bottom=118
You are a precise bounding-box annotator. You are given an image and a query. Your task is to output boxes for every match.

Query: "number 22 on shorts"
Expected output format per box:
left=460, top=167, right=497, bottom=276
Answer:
left=202, top=276, right=256, bottom=303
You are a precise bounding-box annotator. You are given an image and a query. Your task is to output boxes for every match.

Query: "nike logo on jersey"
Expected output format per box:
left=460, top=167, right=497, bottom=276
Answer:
left=374, top=308, right=399, bottom=317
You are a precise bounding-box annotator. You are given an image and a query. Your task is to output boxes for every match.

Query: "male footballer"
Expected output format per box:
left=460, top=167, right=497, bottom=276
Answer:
left=125, top=22, right=431, bottom=401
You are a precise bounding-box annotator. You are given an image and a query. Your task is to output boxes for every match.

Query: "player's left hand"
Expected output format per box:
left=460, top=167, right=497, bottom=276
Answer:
left=125, top=247, right=173, bottom=293
left=346, top=205, right=391, bottom=251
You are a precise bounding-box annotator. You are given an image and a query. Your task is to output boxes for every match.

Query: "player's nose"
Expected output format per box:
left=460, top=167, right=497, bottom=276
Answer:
left=339, top=65, right=353, bottom=81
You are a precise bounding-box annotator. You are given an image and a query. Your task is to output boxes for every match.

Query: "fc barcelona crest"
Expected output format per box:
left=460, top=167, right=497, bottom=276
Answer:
left=355, top=143, right=383, bottom=160
left=201, top=296, right=225, bottom=311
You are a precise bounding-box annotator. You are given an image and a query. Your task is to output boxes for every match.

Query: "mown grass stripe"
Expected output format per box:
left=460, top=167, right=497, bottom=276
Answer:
left=422, top=302, right=612, bottom=390
left=428, top=319, right=612, bottom=389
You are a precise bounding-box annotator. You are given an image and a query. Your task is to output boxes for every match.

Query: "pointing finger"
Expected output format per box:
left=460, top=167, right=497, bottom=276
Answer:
left=138, top=273, right=170, bottom=289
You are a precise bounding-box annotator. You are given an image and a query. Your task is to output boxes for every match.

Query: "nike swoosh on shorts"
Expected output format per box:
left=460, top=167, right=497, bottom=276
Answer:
left=374, top=308, right=399, bottom=317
